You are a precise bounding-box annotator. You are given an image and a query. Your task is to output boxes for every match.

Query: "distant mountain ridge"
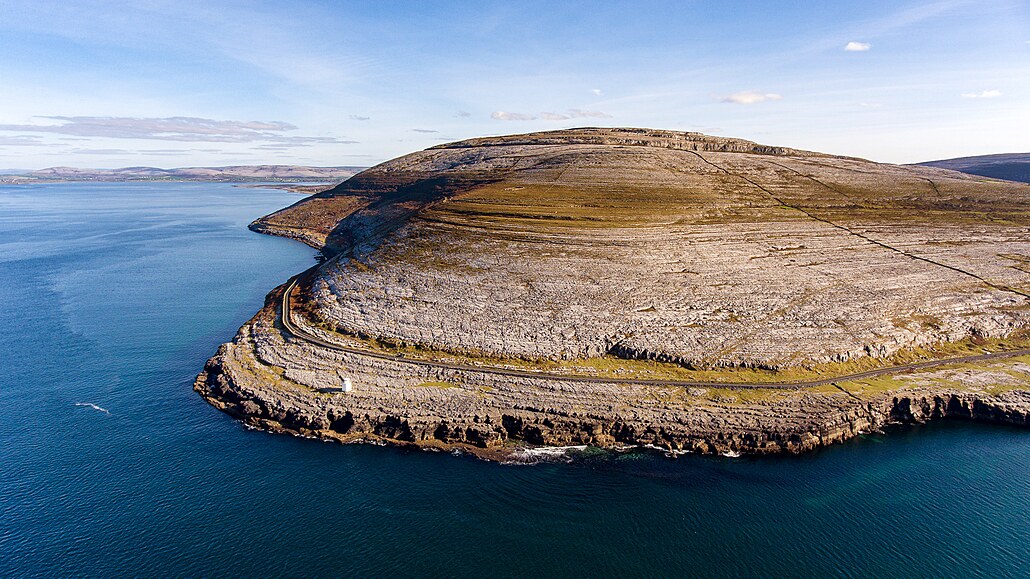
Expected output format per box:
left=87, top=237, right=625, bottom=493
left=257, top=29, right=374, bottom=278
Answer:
left=917, top=153, right=1030, bottom=184
left=0, top=165, right=365, bottom=183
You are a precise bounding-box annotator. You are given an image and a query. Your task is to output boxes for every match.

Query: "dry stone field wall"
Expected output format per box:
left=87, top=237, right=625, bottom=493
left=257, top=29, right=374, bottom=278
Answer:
left=265, top=128, right=1030, bottom=370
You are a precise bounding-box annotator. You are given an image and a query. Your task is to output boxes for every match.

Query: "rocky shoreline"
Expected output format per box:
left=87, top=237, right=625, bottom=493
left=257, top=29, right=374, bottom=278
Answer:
left=194, top=283, right=1030, bottom=461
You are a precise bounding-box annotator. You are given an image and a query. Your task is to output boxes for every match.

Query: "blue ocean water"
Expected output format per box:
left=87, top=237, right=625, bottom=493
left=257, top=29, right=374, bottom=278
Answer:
left=0, top=182, right=1027, bottom=577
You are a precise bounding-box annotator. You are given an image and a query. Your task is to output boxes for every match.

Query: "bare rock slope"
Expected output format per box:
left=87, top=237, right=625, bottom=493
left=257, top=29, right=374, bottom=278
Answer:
left=200, top=127, right=1030, bottom=458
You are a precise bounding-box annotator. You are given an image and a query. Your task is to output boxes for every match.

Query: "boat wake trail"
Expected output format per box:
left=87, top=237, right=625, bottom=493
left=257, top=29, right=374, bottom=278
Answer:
left=75, top=402, right=111, bottom=415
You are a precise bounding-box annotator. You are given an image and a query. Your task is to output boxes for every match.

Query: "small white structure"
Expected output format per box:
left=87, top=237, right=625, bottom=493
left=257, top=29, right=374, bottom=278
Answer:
left=342, top=377, right=353, bottom=393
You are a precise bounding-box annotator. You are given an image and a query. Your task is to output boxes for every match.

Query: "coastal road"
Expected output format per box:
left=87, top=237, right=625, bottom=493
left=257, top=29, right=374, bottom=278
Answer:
left=279, top=265, right=1030, bottom=390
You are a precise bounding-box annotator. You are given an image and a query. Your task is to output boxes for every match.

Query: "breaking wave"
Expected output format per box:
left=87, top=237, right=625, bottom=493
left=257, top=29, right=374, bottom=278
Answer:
left=507, top=445, right=588, bottom=464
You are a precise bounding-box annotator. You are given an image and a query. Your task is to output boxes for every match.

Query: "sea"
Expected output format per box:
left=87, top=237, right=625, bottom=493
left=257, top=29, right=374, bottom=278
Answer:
left=0, top=182, right=1027, bottom=577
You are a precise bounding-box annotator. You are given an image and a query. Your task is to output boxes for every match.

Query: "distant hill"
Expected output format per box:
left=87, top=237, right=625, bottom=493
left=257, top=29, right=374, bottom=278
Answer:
left=0, top=165, right=366, bottom=184
left=916, top=153, right=1030, bottom=184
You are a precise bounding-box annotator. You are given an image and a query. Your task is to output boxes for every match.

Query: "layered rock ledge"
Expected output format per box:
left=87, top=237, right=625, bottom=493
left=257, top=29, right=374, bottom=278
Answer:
left=195, top=287, right=1030, bottom=459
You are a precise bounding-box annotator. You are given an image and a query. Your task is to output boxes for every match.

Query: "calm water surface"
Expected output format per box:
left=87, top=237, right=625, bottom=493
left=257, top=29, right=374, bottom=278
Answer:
left=1, top=183, right=1027, bottom=577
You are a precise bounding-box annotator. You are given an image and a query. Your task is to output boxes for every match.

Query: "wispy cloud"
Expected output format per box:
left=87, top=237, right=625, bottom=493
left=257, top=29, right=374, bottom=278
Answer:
left=0, top=116, right=357, bottom=145
left=961, top=89, right=1001, bottom=99
left=349, top=115, right=370, bottom=121
left=455, top=111, right=472, bottom=118
left=411, top=128, right=438, bottom=133
left=491, top=109, right=612, bottom=121
left=139, top=149, right=193, bottom=154
left=70, top=148, right=133, bottom=155
left=491, top=111, right=537, bottom=121
left=0, top=135, right=47, bottom=146
left=568, top=109, right=611, bottom=119
left=591, top=88, right=603, bottom=96
left=720, top=91, right=783, bottom=105
left=251, top=144, right=296, bottom=151
left=845, top=41, right=871, bottom=51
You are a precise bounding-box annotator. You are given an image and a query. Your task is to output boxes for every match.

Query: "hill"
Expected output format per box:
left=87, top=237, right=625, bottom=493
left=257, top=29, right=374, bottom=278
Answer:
left=917, top=153, right=1030, bottom=184
left=198, top=128, right=1030, bottom=459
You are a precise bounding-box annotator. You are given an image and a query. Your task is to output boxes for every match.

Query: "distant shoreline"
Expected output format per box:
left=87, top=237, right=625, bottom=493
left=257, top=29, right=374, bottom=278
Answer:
left=236, top=183, right=337, bottom=195
left=0, top=164, right=364, bottom=186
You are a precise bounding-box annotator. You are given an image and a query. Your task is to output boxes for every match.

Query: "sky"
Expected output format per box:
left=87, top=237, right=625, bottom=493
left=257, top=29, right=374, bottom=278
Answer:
left=0, top=0, right=1027, bottom=169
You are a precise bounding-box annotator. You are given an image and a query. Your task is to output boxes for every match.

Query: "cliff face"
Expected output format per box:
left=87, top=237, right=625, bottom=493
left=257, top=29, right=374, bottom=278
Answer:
left=201, top=127, right=1030, bottom=460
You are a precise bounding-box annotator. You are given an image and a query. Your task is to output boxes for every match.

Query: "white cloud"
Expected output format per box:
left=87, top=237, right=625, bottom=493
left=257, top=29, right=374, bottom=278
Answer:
left=349, top=115, right=370, bottom=121
left=139, top=148, right=194, bottom=154
left=0, top=135, right=47, bottom=146
left=0, top=116, right=357, bottom=145
left=70, top=148, right=134, bottom=155
left=492, top=109, right=612, bottom=121
left=961, top=90, right=1001, bottom=99
left=845, top=41, right=871, bottom=52
left=455, top=111, right=472, bottom=118
left=568, top=109, right=612, bottom=119
left=591, top=88, right=603, bottom=96
left=491, top=111, right=537, bottom=121
left=720, top=91, right=783, bottom=105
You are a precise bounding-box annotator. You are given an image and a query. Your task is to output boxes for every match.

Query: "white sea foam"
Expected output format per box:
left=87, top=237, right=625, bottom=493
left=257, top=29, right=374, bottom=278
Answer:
left=508, top=445, right=587, bottom=463
left=720, top=450, right=742, bottom=458
left=74, top=402, right=110, bottom=415
left=521, top=444, right=587, bottom=457
left=639, top=443, right=692, bottom=456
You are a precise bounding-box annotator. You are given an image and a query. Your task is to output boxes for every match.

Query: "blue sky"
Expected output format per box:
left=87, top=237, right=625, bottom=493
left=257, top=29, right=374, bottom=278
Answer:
left=0, top=0, right=1027, bottom=168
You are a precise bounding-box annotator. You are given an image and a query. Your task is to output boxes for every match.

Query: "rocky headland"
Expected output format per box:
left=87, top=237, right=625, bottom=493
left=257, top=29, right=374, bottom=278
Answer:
left=196, top=127, right=1030, bottom=460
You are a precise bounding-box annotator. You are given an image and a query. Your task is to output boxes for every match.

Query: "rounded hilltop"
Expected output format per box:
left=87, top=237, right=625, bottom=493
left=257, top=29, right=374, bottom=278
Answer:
left=254, top=127, right=1029, bottom=369
left=199, top=127, right=1030, bottom=459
